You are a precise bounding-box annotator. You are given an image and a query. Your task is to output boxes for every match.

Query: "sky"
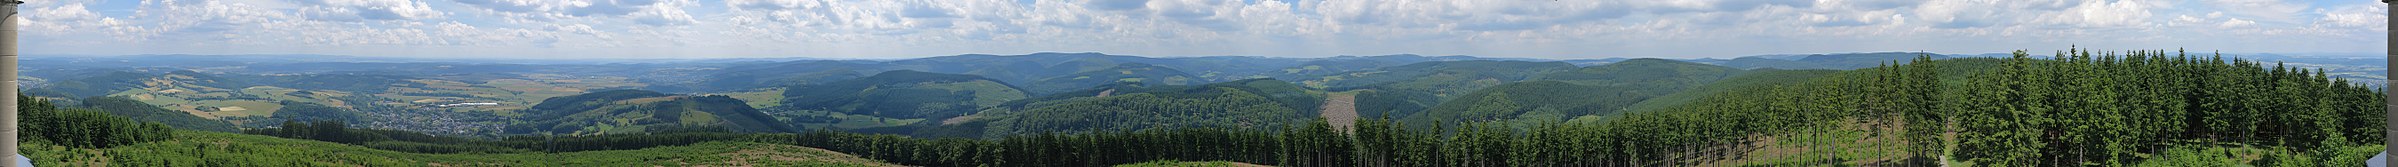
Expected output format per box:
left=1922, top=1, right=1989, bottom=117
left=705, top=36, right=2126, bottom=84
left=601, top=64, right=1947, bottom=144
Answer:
left=12, top=0, right=2392, bottom=59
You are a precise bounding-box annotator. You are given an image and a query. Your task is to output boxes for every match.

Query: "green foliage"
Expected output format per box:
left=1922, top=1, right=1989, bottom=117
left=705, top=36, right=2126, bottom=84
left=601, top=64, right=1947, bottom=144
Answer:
left=979, top=79, right=1317, bottom=137
left=44, top=71, right=253, bottom=98
left=20, top=95, right=177, bottom=149
left=775, top=70, right=1029, bottom=119
left=1351, top=89, right=1439, bottom=118
left=79, top=96, right=239, bottom=132
left=524, top=89, right=670, bottom=116
left=267, top=100, right=363, bottom=123
left=511, top=90, right=796, bottom=134
left=1279, top=119, right=1355, bottom=167
left=1406, top=58, right=1745, bottom=128
left=1026, top=63, right=1201, bottom=95
left=1617, top=69, right=1838, bottom=113
left=1950, top=49, right=2386, bottom=166
left=1308, top=60, right=1575, bottom=116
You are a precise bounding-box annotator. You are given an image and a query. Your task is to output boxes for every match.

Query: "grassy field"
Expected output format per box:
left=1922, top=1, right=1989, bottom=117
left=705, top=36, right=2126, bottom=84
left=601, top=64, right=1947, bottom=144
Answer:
left=239, top=86, right=352, bottom=108
left=194, top=100, right=282, bottom=118
left=113, top=89, right=286, bottom=119
left=22, top=131, right=901, bottom=166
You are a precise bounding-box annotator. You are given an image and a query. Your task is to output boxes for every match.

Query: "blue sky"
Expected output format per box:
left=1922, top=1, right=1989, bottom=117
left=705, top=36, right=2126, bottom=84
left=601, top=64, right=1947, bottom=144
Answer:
left=13, top=0, right=2391, bottom=59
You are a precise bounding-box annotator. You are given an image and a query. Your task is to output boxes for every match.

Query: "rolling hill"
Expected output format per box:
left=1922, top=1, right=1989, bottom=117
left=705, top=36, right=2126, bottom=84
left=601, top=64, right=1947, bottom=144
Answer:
left=1401, top=58, right=1745, bottom=127
left=1023, top=63, right=1201, bottom=95
left=955, top=79, right=1322, bottom=138
left=760, top=70, right=1032, bottom=131
left=1305, top=60, right=1577, bottom=118
left=508, top=90, right=798, bottom=135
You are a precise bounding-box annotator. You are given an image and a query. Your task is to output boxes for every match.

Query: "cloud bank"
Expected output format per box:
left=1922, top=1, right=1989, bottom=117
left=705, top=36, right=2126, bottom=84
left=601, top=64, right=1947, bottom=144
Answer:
left=14, top=0, right=2389, bottom=59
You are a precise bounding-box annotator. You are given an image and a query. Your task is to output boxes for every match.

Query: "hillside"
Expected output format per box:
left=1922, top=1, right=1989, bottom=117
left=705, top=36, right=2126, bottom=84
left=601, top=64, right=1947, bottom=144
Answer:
left=78, top=96, right=241, bottom=132
left=508, top=90, right=798, bottom=135
left=1307, top=60, right=1577, bottom=118
left=958, top=79, right=1321, bottom=138
left=764, top=70, right=1031, bottom=130
left=776, top=70, right=1028, bottom=118
left=1403, top=58, right=1744, bottom=127
left=1614, top=69, right=1840, bottom=113
left=1023, top=63, right=1200, bottom=95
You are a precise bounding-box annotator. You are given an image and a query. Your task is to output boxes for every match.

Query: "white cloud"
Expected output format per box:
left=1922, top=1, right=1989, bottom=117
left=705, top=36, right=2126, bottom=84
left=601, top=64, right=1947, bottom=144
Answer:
left=2219, top=18, right=2254, bottom=28
left=2320, top=5, right=2386, bottom=28
left=291, top=0, right=448, bottom=20
left=9, top=0, right=2386, bottom=59
left=2206, top=0, right=2305, bottom=23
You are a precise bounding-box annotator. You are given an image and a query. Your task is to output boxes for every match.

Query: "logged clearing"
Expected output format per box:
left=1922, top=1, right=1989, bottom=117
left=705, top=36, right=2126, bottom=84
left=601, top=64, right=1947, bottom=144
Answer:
left=1319, top=92, right=1358, bottom=132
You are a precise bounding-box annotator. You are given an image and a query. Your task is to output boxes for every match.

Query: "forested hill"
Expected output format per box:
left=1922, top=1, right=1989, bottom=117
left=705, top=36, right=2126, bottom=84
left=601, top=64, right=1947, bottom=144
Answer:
left=1399, top=58, right=1744, bottom=128
left=1023, top=63, right=1201, bottom=95
left=1310, top=60, right=1577, bottom=119
left=509, top=90, right=797, bottom=135
left=950, top=78, right=1322, bottom=138
left=772, top=70, right=1029, bottom=120
left=78, top=96, right=239, bottom=132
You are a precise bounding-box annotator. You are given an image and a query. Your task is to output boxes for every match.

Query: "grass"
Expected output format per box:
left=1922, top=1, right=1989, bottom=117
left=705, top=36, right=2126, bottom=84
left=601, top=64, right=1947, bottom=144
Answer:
left=112, top=88, right=287, bottom=119
left=195, top=100, right=282, bottom=118
left=240, top=86, right=352, bottom=108
left=21, top=131, right=901, bottom=166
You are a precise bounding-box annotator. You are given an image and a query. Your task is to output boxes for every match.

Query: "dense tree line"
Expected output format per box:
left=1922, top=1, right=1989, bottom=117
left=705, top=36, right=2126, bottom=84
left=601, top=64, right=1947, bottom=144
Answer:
left=78, top=96, right=240, bottom=132
left=1952, top=49, right=2386, bottom=166
left=975, top=79, right=1318, bottom=138
left=19, top=94, right=177, bottom=148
